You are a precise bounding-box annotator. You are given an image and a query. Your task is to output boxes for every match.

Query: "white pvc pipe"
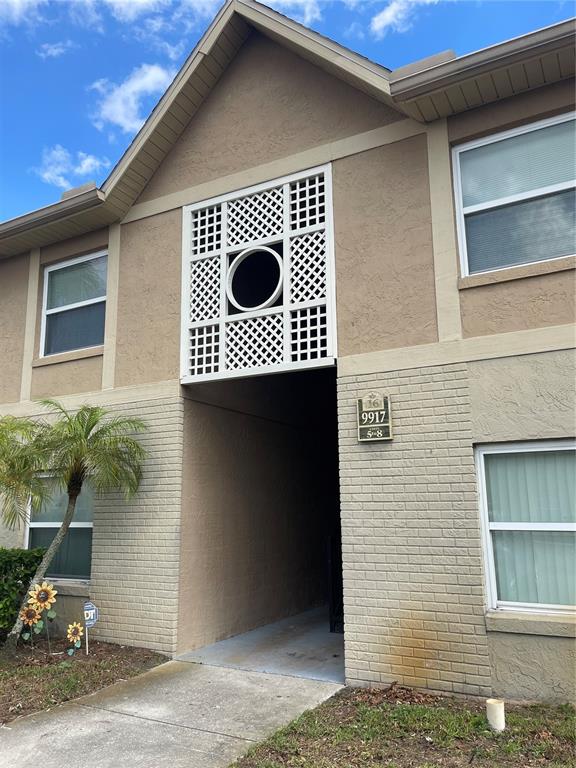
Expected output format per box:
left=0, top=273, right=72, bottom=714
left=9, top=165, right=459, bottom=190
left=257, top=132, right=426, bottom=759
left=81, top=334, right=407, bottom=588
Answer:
left=486, top=698, right=505, bottom=732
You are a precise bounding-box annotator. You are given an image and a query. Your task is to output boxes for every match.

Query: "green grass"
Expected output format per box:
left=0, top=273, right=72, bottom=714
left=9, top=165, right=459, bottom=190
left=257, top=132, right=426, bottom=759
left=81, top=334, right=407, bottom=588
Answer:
left=233, top=687, right=576, bottom=767
left=0, top=639, right=163, bottom=724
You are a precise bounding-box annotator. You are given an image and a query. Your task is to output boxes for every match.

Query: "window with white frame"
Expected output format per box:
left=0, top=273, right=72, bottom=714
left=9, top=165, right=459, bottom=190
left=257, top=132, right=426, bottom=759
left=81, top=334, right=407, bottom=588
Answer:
left=26, top=479, right=93, bottom=581
left=453, top=113, right=576, bottom=276
left=41, top=251, right=107, bottom=356
left=477, top=441, right=576, bottom=613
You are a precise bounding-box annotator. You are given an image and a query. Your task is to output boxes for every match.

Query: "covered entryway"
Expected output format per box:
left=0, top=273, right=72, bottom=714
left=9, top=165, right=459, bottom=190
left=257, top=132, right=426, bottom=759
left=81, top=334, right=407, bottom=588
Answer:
left=178, top=366, right=343, bottom=682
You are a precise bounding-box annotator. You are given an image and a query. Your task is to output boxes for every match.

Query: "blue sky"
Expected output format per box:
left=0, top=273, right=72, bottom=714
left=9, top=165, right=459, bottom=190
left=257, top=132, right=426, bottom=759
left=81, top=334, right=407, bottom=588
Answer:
left=0, top=0, right=572, bottom=221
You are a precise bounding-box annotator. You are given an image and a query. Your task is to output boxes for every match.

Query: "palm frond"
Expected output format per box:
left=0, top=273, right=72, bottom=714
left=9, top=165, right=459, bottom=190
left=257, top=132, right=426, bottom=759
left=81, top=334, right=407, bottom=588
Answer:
left=0, top=416, right=48, bottom=528
left=0, top=402, right=148, bottom=530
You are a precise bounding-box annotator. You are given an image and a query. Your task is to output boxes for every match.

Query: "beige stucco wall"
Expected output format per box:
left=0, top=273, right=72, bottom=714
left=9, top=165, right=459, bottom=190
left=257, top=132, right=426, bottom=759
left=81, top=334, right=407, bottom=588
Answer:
left=469, top=349, right=576, bottom=442
left=333, top=135, right=438, bottom=356
left=461, top=271, right=576, bottom=338
left=0, top=253, right=28, bottom=403
left=177, top=373, right=331, bottom=652
left=30, top=356, right=104, bottom=399
left=114, top=210, right=181, bottom=388
left=138, top=32, right=403, bottom=205
left=488, top=632, right=575, bottom=703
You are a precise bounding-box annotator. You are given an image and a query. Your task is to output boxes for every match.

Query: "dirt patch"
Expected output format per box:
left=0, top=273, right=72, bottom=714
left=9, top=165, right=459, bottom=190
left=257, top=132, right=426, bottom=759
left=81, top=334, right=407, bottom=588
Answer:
left=234, top=684, right=576, bottom=767
left=0, top=638, right=164, bottom=725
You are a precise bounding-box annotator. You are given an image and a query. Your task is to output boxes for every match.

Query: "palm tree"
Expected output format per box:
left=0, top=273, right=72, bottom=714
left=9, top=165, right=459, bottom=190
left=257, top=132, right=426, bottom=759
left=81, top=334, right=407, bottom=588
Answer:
left=0, top=400, right=147, bottom=646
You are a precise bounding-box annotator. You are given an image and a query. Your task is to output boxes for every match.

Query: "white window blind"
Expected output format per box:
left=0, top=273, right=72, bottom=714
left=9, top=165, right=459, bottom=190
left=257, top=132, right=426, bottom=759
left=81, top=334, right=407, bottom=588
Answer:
left=477, top=442, right=576, bottom=612
left=42, top=252, right=107, bottom=356
left=454, top=114, right=576, bottom=275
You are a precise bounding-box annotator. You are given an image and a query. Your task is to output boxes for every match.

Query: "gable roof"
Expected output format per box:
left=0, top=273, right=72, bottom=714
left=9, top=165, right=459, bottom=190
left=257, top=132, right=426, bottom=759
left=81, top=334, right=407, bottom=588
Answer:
left=0, top=2, right=573, bottom=258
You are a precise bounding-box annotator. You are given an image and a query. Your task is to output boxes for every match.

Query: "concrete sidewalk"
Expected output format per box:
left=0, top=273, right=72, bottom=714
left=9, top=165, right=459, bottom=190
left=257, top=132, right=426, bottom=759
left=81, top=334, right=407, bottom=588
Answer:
left=0, top=660, right=341, bottom=768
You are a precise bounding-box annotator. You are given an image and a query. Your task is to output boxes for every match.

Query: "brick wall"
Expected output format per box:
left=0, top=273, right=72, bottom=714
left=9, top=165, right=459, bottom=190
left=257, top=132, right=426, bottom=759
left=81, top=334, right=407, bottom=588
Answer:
left=337, top=363, right=492, bottom=696
left=90, top=395, right=184, bottom=654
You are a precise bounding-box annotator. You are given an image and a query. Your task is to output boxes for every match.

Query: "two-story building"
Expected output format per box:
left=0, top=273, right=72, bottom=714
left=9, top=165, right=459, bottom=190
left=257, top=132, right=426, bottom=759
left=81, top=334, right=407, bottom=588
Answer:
left=0, top=0, right=574, bottom=702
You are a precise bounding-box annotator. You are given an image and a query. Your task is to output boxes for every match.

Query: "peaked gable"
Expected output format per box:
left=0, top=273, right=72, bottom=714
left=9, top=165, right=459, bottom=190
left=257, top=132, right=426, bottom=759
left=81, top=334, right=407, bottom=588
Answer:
left=137, top=32, right=403, bottom=204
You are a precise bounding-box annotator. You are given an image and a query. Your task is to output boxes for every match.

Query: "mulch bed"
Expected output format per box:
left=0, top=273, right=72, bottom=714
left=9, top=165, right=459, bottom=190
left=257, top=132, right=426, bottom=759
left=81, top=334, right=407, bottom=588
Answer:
left=233, top=683, right=576, bottom=767
left=0, top=637, right=164, bottom=725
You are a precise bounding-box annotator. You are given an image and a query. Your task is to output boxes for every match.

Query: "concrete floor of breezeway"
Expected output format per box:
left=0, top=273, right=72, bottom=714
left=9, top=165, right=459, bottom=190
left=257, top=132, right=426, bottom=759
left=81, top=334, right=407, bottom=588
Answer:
left=0, top=612, right=343, bottom=768
left=177, top=607, right=345, bottom=684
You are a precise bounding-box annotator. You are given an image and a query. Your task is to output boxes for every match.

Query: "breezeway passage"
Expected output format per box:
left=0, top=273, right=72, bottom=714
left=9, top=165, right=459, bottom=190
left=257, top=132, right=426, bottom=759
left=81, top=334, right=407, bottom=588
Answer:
left=0, top=660, right=341, bottom=768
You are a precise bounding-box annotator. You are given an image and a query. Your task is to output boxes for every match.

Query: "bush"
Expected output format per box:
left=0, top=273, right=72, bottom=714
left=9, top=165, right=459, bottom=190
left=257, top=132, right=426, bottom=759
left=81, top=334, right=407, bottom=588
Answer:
left=0, top=547, right=45, bottom=642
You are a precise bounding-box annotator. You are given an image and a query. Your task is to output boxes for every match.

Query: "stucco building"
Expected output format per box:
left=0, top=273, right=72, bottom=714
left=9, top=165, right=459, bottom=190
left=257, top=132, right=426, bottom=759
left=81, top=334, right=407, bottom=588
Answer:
left=0, top=1, right=574, bottom=702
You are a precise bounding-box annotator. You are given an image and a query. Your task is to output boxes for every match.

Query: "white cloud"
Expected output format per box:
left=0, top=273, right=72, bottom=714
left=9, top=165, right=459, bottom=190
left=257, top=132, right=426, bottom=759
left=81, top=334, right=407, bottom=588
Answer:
left=271, top=0, right=322, bottom=25
left=36, top=40, right=76, bottom=59
left=0, top=0, right=47, bottom=25
left=132, top=15, right=187, bottom=61
left=155, top=38, right=187, bottom=61
left=68, top=0, right=105, bottom=33
left=102, top=0, right=171, bottom=23
left=90, top=63, right=176, bottom=134
left=343, top=20, right=365, bottom=40
left=371, top=0, right=440, bottom=38
left=32, top=145, right=111, bottom=190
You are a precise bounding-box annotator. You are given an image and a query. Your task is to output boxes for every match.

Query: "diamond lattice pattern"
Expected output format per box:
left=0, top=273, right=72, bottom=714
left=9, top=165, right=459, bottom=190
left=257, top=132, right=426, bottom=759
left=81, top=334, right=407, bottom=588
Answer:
left=225, top=314, right=284, bottom=369
left=290, top=231, right=326, bottom=303
left=189, top=256, right=220, bottom=322
left=227, top=187, right=284, bottom=247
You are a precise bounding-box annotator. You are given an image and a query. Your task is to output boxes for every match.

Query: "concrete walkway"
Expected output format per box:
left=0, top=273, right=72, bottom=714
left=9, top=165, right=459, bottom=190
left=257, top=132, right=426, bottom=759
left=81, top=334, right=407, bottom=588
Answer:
left=0, top=660, right=341, bottom=768
left=177, top=607, right=345, bottom=683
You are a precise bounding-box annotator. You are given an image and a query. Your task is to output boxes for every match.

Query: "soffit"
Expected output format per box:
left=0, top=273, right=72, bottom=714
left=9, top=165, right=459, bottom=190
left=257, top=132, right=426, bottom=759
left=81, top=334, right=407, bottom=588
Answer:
left=390, top=18, right=575, bottom=121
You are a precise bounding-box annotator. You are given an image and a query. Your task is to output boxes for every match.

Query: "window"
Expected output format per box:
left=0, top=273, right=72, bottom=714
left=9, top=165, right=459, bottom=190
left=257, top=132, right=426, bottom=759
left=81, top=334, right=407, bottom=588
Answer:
left=453, top=113, right=576, bottom=276
left=41, top=251, right=107, bottom=356
left=476, top=441, right=576, bottom=613
left=26, top=479, right=93, bottom=581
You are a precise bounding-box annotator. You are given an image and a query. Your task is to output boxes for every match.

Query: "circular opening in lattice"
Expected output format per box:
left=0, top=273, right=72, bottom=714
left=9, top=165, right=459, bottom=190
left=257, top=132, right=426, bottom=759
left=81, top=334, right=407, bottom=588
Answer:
left=227, top=247, right=283, bottom=312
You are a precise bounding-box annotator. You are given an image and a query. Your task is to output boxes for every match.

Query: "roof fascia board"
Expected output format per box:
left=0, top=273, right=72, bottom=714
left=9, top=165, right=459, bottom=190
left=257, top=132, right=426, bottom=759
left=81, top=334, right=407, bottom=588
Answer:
left=0, top=188, right=105, bottom=239
left=391, top=18, right=575, bottom=101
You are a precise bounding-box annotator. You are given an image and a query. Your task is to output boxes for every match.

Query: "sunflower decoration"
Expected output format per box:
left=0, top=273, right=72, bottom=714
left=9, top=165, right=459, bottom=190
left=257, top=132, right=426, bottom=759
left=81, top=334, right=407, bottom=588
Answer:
left=19, top=605, right=42, bottom=627
left=28, top=581, right=57, bottom=612
left=67, top=622, right=84, bottom=644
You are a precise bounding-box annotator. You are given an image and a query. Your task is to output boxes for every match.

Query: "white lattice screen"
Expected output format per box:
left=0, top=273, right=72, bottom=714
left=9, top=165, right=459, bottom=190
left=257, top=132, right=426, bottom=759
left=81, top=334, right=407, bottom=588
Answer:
left=181, top=166, right=335, bottom=382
